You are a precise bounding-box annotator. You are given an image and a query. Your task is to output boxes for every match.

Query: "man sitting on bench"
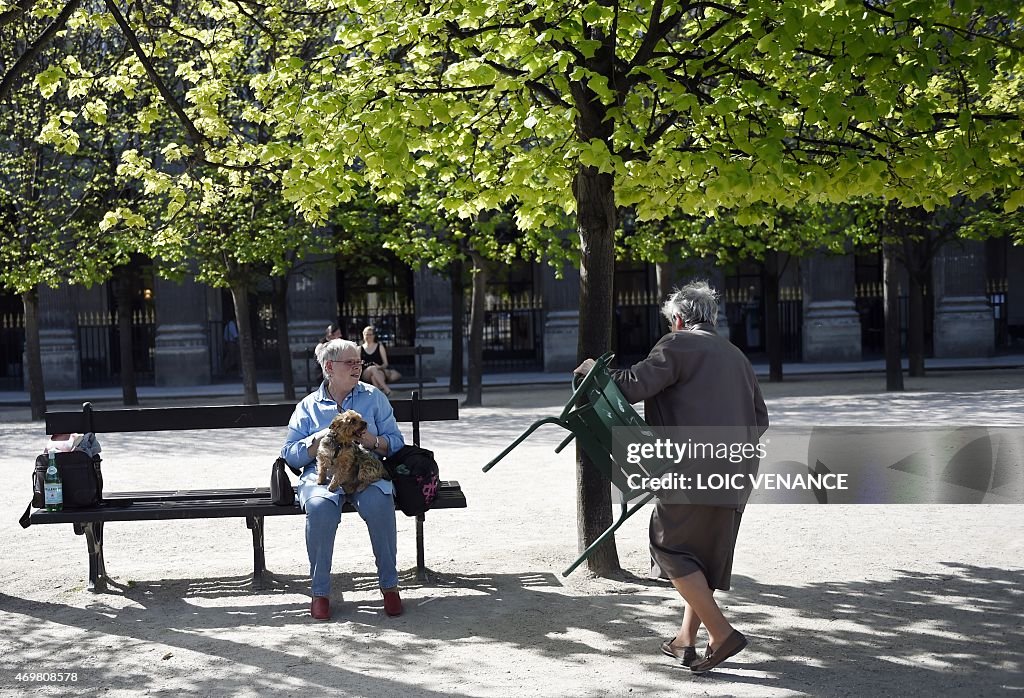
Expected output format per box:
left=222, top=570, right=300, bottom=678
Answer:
left=281, top=338, right=405, bottom=621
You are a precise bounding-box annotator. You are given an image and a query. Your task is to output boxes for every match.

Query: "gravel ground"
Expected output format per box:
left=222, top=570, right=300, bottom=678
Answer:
left=0, top=369, right=1021, bottom=697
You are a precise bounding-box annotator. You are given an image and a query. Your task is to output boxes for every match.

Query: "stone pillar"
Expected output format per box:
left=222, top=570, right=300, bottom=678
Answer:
left=933, top=241, right=993, bottom=357
left=287, top=255, right=337, bottom=388
left=38, top=285, right=80, bottom=390
left=153, top=274, right=211, bottom=386
left=413, top=267, right=452, bottom=377
left=541, top=262, right=580, bottom=372
left=802, top=254, right=861, bottom=362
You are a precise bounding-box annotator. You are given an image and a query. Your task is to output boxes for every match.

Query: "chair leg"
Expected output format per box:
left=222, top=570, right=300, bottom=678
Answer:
left=561, top=492, right=655, bottom=577
left=554, top=433, right=576, bottom=454
left=482, top=417, right=565, bottom=472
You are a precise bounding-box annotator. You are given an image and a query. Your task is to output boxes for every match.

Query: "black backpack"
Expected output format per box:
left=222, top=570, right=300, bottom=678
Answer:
left=382, top=445, right=440, bottom=517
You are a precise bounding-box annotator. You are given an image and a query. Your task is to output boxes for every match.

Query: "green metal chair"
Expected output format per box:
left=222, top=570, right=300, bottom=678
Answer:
left=483, top=352, right=675, bottom=576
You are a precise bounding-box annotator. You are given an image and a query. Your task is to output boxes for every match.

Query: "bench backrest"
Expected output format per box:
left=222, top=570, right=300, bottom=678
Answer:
left=46, top=395, right=458, bottom=445
left=385, top=346, right=435, bottom=358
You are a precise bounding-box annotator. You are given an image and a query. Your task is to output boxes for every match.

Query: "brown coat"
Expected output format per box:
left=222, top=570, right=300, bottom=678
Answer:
left=612, top=323, right=769, bottom=434
left=612, top=323, right=769, bottom=511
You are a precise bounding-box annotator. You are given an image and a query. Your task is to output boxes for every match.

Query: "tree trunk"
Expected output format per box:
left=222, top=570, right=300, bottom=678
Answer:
left=763, top=252, right=783, bottom=382
left=22, top=287, right=46, bottom=420
left=883, top=242, right=904, bottom=391
left=464, top=251, right=485, bottom=407
left=573, top=165, right=621, bottom=576
left=907, top=272, right=925, bottom=377
left=229, top=281, right=259, bottom=404
left=115, top=268, right=139, bottom=406
left=272, top=276, right=296, bottom=401
left=449, top=258, right=465, bottom=393
left=569, top=9, right=620, bottom=577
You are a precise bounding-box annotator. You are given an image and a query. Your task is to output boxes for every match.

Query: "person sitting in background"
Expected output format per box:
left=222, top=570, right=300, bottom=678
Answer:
left=359, top=325, right=401, bottom=397
left=311, top=323, right=343, bottom=385
left=317, top=323, right=342, bottom=352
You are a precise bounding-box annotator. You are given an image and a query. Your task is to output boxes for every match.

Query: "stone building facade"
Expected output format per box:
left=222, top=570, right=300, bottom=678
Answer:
left=2, top=240, right=1020, bottom=392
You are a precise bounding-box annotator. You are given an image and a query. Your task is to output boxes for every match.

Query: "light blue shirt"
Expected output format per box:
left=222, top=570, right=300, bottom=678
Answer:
left=281, top=381, right=404, bottom=501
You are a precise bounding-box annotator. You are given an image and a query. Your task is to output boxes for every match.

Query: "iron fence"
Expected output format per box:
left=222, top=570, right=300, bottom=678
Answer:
left=0, top=313, right=24, bottom=390
left=209, top=315, right=281, bottom=380
left=613, top=290, right=663, bottom=366
left=337, top=303, right=418, bottom=372
left=77, top=311, right=156, bottom=388
left=777, top=287, right=804, bottom=361
left=855, top=282, right=937, bottom=358
left=987, top=279, right=1009, bottom=349
left=722, top=287, right=803, bottom=361
left=464, top=294, right=544, bottom=371
left=338, top=303, right=417, bottom=346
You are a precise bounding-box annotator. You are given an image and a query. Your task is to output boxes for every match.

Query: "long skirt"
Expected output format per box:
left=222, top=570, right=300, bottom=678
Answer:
left=649, top=501, right=743, bottom=591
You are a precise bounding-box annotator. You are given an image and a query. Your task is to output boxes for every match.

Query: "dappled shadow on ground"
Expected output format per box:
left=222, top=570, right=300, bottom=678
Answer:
left=1, top=561, right=1020, bottom=695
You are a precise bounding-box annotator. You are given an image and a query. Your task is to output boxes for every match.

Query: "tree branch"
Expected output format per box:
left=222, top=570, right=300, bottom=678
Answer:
left=0, top=0, right=38, bottom=27
left=102, top=0, right=208, bottom=149
left=0, top=0, right=81, bottom=103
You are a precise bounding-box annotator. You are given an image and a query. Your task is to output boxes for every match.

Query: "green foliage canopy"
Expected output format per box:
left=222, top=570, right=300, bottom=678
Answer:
left=247, top=0, right=1024, bottom=233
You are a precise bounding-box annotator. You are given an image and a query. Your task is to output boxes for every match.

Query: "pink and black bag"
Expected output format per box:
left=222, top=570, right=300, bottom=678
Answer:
left=382, top=445, right=440, bottom=517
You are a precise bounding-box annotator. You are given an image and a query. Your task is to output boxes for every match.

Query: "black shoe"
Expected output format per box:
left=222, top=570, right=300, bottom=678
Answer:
left=660, top=639, right=698, bottom=667
left=689, top=630, right=748, bottom=674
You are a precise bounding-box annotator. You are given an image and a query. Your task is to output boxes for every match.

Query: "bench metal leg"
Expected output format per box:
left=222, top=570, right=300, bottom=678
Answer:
left=415, top=513, right=432, bottom=582
left=74, top=522, right=108, bottom=593
left=246, top=515, right=266, bottom=586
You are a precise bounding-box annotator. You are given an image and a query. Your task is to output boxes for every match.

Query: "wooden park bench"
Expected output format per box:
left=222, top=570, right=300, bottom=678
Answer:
left=25, top=394, right=464, bottom=592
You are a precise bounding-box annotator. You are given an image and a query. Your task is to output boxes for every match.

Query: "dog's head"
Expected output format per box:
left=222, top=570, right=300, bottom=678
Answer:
left=329, top=409, right=367, bottom=443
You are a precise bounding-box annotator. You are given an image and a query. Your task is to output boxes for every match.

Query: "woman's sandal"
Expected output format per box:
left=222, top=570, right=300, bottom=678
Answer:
left=660, top=639, right=698, bottom=667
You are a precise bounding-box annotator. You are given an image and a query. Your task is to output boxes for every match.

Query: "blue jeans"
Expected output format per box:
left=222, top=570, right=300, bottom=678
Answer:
left=301, top=483, right=398, bottom=597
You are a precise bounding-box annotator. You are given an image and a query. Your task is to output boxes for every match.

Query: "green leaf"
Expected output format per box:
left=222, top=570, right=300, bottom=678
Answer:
left=35, top=65, right=67, bottom=99
left=1004, top=189, right=1024, bottom=213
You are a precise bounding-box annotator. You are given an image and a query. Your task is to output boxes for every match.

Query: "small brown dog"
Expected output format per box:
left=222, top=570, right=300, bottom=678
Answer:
left=316, top=410, right=389, bottom=494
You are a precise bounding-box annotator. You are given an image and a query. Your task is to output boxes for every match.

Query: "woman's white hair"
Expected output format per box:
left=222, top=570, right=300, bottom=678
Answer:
left=315, top=338, right=359, bottom=371
left=661, top=280, right=720, bottom=328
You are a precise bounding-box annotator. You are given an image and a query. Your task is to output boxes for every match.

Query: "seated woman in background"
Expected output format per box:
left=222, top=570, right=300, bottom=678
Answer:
left=359, top=325, right=401, bottom=397
left=312, top=323, right=342, bottom=384
left=317, top=323, right=342, bottom=352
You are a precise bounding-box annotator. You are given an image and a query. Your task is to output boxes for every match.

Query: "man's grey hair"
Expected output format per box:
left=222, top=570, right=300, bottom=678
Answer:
left=661, top=281, right=720, bottom=328
left=315, top=338, right=359, bottom=371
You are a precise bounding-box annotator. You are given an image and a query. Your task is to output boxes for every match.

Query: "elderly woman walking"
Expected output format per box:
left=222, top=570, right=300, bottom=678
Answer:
left=577, top=280, right=769, bottom=674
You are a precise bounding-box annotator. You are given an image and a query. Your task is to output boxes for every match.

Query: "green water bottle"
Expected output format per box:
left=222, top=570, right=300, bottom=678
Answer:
left=44, top=451, right=63, bottom=512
